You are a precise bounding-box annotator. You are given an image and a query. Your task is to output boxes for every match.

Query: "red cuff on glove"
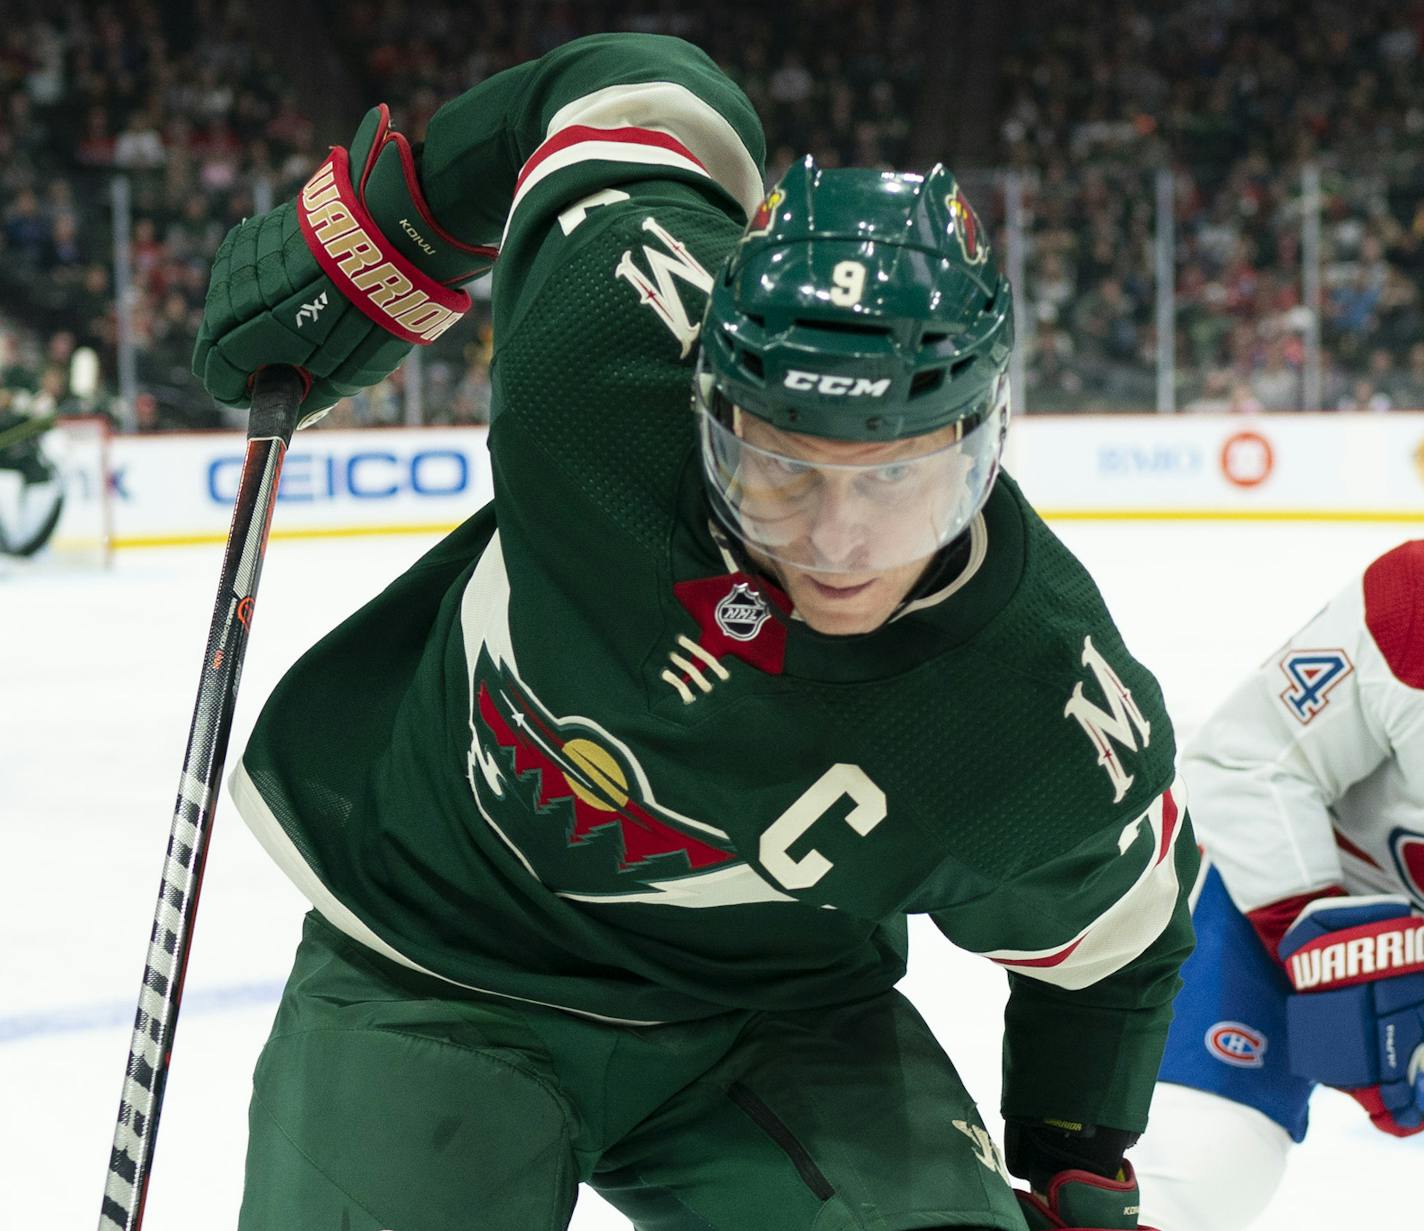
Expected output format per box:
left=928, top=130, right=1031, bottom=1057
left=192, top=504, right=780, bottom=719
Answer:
left=297, top=146, right=471, bottom=345
left=1246, top=885, right=1347, bottom=966
left=1345, top=1079, right=1424, bottom=1137
left=1014, top=1165, right=1157, bottom=1230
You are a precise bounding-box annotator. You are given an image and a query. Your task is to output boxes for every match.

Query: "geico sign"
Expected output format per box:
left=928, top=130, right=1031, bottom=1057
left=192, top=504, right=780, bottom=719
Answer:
left=207, top=448, right=472, bottom=503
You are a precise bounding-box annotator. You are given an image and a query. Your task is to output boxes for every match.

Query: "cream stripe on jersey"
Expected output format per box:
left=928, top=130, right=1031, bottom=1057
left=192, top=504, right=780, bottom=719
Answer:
left=543, top=80, right=763, bottom=216
left=503, top=78, right=764, bottom=242
left=977, top=777, right=1190, bottom=990
left=504, top=138, right=710, bottom=244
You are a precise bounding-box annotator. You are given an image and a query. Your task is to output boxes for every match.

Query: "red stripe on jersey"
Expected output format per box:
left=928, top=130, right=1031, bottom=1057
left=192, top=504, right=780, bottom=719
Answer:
left=514, top=124, right=708, bottom=196
left=993, top=935, right=1085, bottom=970
left=1364, top=541, right=1424, bottom=688
left=1157, top=789, right=1179, bottom=864
left=1334, top=825, right=1384, bottom=870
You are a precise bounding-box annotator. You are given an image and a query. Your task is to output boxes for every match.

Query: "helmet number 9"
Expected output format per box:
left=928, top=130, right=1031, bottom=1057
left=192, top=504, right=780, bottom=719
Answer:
left=830, top=260, right=867, bottom=307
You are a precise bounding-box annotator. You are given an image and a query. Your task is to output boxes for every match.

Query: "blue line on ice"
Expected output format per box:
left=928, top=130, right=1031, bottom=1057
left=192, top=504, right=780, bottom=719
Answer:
left=0, top=980, right=284, bottom=1044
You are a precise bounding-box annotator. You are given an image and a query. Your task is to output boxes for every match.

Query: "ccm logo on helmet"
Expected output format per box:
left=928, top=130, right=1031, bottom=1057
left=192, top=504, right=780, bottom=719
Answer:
left=783, top=371, right=891, bottom=397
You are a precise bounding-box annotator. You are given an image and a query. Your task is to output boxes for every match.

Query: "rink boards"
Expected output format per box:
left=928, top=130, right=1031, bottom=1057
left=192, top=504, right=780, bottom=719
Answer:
left=80, top=413, right=1424, bottom=549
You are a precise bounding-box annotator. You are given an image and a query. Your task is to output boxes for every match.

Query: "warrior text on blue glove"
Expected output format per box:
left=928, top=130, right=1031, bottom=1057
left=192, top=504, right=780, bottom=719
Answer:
left=1278, top=895, right=1424, bottom=1136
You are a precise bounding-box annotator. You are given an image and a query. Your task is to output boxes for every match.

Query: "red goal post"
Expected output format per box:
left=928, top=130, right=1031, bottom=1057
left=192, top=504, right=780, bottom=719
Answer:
left=48, top=414, right=115, bottom=567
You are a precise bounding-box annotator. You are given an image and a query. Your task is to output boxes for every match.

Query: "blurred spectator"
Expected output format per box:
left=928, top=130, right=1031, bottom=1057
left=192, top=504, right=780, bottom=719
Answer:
left=1336, top=377, right=1393, bottom=413
left=4, top=187, right=50, bottom=274
left=113, top=106, right=166, bottom=170
left=1397, top=342, right=1424, bottom=409
left=1249, top=337, right=1301, bottom=411
left=76, top=105, right=117, bottom=167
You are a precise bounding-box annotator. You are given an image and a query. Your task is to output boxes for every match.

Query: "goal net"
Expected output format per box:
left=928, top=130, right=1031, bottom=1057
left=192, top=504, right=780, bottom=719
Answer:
left=43, top=415, right=115, bottom=567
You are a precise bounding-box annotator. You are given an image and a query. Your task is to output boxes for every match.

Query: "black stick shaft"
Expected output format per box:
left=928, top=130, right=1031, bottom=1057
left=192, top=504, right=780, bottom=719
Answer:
left=99, top=367, right=305, bottom=1231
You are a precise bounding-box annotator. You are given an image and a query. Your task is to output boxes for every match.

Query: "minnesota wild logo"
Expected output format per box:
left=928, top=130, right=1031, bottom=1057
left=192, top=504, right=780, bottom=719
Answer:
left=742, top=187, right=785, bottom=243
left=471, top=649, right=736, bottom=881
left=945, top=184, right=988, bottom=266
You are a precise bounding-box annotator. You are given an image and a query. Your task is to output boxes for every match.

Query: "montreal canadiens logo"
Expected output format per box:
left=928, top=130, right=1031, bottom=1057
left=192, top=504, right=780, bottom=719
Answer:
left=716, top=582, right=771, bottom=641
left=1389, top=828, right=1424, bottom=906
left=1206, top=1021, right=1268, bottom=1067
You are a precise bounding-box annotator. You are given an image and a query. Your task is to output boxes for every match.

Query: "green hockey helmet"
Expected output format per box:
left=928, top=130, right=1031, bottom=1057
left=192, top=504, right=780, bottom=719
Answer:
left=697, top=157, right=1015, bottom=577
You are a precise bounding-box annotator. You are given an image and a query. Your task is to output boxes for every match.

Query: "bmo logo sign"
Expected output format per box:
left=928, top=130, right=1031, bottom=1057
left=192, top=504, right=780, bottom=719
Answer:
left=208, top=447, right=473, bottom=504
left=1219, top=430, right=1274, bottom=488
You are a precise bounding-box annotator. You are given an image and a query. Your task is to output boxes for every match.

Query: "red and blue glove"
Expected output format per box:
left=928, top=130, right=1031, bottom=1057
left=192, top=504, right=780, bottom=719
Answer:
left=1278, top=894, right=1424, bottom=1136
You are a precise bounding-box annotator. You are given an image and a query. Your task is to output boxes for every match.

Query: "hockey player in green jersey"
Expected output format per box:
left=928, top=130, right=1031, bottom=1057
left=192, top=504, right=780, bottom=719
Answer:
left=193, top=32, right=1196, bottom=1231
left=0, top=409, right=66, bottom=558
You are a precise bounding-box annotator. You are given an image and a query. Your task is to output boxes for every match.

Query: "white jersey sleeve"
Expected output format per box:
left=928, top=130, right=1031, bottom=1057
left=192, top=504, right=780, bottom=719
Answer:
left=1185, top=540, right=1424, bottom=918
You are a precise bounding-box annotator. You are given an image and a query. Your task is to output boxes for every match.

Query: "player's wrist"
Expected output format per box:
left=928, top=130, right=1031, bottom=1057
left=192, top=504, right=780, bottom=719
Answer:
left=1004, top=1118, right=1137, bottom=1191
left=1006, top=1120, right=1149, bottom=1229
left=1244, top=882, right=1347, bottom=965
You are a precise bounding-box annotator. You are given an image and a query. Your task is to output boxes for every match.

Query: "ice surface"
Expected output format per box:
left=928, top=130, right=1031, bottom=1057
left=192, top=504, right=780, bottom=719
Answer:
left=3, top=519, right=1416, bottom=1228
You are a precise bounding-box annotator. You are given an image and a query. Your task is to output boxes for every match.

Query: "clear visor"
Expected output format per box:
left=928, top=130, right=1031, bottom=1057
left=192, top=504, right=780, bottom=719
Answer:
left=698, top=376, right=1007, bottom=577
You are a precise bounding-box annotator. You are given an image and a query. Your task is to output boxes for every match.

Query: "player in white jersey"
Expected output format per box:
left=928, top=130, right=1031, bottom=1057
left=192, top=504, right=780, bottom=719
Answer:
left=1134, top=541, right=1424, bottom=1230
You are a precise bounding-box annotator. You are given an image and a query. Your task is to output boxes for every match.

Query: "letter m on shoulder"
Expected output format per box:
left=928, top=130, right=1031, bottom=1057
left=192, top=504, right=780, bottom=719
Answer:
left=615, top=216, right=713, bottom=359
left=1064, top=635, right=1152, bottom=803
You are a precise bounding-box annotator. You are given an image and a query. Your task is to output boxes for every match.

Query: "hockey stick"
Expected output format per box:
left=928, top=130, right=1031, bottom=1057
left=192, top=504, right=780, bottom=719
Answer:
left=98, top=365, right=305, bottom=1231
left=0, top=411, right=57, bottom=452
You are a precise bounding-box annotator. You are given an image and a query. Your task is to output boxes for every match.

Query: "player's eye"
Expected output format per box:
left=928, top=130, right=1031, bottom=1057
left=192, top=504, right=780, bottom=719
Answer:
left=767, top=454, right=813, bottom=478
left=868, top=462, right=912, bottom=485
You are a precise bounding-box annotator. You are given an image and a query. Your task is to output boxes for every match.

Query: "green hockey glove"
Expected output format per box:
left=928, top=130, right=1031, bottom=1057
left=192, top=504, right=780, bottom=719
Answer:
left=192, top=104, right=497, bottom=422
left=1006, top=1120, right=1153, bottom=1230
left=1015, top=1162, right=1153, bottom=1230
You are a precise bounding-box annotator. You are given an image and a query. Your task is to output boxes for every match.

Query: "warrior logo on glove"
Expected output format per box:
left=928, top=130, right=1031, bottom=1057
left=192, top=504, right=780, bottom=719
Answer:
left=298, top=153, right=468, bottom=344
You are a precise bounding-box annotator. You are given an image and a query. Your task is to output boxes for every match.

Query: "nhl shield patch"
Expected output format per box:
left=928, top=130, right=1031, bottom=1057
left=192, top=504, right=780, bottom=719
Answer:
left=673, top=572, right=789, bottom=675
left=716, top=581, right=770, bottom=641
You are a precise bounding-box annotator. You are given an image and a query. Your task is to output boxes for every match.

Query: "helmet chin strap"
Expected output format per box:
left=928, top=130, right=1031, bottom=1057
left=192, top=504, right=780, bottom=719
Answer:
left=705, top=511, right=975, bottom=636
left=899, top=528, right=974, bottom=607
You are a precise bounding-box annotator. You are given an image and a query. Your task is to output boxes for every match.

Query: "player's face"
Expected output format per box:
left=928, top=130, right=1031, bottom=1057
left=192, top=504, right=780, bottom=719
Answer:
left=732, top=415, right=969, bottom=635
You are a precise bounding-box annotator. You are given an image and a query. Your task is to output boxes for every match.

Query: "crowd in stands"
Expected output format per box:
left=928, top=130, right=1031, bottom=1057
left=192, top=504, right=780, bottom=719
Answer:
left=0, top=0, right=921, bottom=432
left=998, top=0, right=1424, bottom=410
left=0, top=0, right=319, bottom=428
left=320, top=0, right=921, bottom=186
left=5, top=0, right=1424, bottom=424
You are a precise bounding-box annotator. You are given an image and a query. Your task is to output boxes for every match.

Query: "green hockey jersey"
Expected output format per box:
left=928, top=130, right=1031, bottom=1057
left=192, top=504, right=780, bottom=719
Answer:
left=232, top=33, right=1197, bottom=1133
